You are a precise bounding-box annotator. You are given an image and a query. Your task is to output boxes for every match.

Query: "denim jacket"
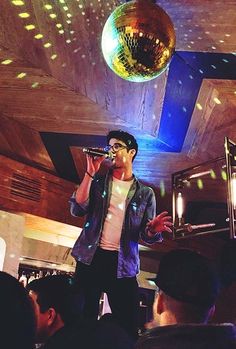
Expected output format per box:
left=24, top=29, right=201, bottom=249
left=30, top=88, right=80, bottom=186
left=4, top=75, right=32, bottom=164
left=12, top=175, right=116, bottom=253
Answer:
left=69, top=172, right=163, bottom=278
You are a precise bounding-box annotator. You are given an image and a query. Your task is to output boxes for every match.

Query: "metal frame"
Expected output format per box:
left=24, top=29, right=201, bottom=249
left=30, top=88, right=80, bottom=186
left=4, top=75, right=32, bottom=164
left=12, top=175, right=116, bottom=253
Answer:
left=172, top=156, right=228, bottom=240
left=225, top=137, right=236, bottom=239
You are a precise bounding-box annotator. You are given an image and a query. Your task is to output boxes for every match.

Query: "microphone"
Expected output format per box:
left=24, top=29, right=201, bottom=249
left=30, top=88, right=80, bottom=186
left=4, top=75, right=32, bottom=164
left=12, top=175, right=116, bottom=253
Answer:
left=82, top=147, right=114, bottom=159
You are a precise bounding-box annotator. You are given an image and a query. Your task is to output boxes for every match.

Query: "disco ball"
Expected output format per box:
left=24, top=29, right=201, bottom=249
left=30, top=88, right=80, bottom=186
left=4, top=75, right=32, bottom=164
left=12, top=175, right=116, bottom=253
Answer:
left=101, top=0, right=176, bottom=82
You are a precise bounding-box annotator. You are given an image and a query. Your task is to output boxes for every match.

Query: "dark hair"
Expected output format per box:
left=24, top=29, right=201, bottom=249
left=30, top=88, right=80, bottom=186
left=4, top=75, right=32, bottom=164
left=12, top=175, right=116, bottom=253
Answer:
left=0, top=271, right=36, bottom=349
left=27, top=275, right=82, bottom=325
left=107, top=130, right=138, bottom=161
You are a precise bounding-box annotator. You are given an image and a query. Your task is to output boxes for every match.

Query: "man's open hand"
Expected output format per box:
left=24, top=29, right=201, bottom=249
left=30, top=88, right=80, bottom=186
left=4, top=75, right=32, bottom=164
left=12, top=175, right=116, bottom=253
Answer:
left=147, top=211, right=173, bottom=235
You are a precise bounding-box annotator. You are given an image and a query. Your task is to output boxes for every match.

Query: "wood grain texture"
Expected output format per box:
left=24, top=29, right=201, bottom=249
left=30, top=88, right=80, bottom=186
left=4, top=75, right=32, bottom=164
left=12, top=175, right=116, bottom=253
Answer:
left=0, top=155, right=84, bottom=228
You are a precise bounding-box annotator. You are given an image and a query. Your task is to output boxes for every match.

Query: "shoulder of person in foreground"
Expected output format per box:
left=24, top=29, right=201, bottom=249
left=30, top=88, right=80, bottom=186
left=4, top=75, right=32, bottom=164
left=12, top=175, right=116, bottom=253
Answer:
left=135, top=323, right=236, bottom=349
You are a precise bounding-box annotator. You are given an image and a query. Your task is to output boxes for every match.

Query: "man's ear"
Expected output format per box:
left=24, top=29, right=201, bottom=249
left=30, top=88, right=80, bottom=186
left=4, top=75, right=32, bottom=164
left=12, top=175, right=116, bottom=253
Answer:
left=129, top=149, right=136, bottom=158
left=47, top=308, right=57, bottom=326
left=156, top=292, right=164, bottom=315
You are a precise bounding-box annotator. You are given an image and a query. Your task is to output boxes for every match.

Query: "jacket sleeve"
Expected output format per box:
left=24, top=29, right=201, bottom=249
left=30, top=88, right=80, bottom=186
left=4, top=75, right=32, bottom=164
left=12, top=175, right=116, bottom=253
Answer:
left=69, top=191, right=89, bottom=217
left=140, top=188, right=163, bottom=244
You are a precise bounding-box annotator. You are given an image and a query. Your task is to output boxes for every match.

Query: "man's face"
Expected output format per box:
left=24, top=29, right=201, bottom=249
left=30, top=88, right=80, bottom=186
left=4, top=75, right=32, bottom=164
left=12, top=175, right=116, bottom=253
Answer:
left=29, top=291, right=50, bottom=343
left=108, top=138, right=135, bottom=169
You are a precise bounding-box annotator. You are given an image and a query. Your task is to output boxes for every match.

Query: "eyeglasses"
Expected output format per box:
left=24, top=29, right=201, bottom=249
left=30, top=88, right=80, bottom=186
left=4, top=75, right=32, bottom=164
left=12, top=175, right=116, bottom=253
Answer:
left=105, top=143, right=128, bottom=152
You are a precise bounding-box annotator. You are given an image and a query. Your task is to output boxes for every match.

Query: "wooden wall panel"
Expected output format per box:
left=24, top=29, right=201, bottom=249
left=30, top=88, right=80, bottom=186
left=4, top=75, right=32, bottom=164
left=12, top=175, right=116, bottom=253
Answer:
left=0, top=114, right=55, bottom=172
left=0, top=155, right=84, bottom=228
left=183, top=79, right=236, bottom=161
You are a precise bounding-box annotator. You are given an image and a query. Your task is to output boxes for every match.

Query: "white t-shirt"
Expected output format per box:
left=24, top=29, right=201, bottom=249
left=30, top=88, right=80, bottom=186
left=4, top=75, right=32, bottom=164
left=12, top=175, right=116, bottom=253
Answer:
left=99, top=176, right=134, bottom=251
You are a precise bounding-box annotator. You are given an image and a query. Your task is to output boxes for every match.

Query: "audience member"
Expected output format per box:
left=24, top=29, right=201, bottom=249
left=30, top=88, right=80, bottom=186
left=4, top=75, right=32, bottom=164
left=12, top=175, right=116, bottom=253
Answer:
left=211, top=240, right=236, bottom=324
left=136, top=249, right=236, bottom=349
left=27, top=274, right=86, bottom=349
left=28, top=274, right=134, bottom=349
left=0, top=271, right=36, bottom=349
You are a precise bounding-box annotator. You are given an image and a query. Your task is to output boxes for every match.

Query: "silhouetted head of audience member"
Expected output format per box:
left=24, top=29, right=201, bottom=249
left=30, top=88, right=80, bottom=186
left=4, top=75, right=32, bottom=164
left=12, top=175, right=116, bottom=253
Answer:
left=219, top=239, right=236, bottom=288
left=0, top=271, right=36, bottom=349
left=27, top=275, right=82, bottom=344
left=152, top=248, right=220, bottom=325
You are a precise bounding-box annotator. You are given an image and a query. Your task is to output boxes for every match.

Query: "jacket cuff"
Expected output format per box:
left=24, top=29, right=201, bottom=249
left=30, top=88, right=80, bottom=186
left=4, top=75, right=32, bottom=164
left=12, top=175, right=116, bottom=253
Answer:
left=141, top=228, right=163, bottom=245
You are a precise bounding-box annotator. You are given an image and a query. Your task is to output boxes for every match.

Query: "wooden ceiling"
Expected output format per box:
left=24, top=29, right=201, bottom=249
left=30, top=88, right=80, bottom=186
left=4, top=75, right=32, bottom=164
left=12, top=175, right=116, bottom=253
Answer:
left=0, top=0, right=236, bottom=208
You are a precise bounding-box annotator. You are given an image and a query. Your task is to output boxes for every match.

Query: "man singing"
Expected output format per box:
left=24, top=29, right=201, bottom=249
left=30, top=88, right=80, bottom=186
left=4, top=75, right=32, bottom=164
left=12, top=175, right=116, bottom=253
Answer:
left=69, top=130, right=172, bottom=338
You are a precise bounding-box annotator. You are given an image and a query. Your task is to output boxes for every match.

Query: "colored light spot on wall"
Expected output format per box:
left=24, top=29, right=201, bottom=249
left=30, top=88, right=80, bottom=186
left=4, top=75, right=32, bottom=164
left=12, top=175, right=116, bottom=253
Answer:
left=197, top=179, right=203, bottom=190
left=12, top=0, right=24, bottom=6
left=31, top=82, right=39, bottom=88
left=214, top=97, right=221, bottom=104
left=34, top=33, right=43, bottom=39
left=221, top=170, right=227, bottom=181
left=210, top=170, right=216, bottom=179
left=44, top=4, right=52, bottom=10
left=16, top=72, right=27, bottom=79
left=196, top=103, right=203, bottom=110
left=1, top=59, right=13, bottom=65
left=25, top=24, right=35, bottom=30
left=18, top=12, right=30, bottom=18
left=160, top=180, right=165, bottom=197
left=44, top=42, right=52, bottom=48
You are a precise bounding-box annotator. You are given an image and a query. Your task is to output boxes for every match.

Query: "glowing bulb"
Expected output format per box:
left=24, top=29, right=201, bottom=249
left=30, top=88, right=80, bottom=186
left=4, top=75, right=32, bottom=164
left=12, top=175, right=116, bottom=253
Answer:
left=232, top=173, right=236, bottom=209
left=176, top=192, right=184, bottom=219
left=0, top=238, right=6, bottom=271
